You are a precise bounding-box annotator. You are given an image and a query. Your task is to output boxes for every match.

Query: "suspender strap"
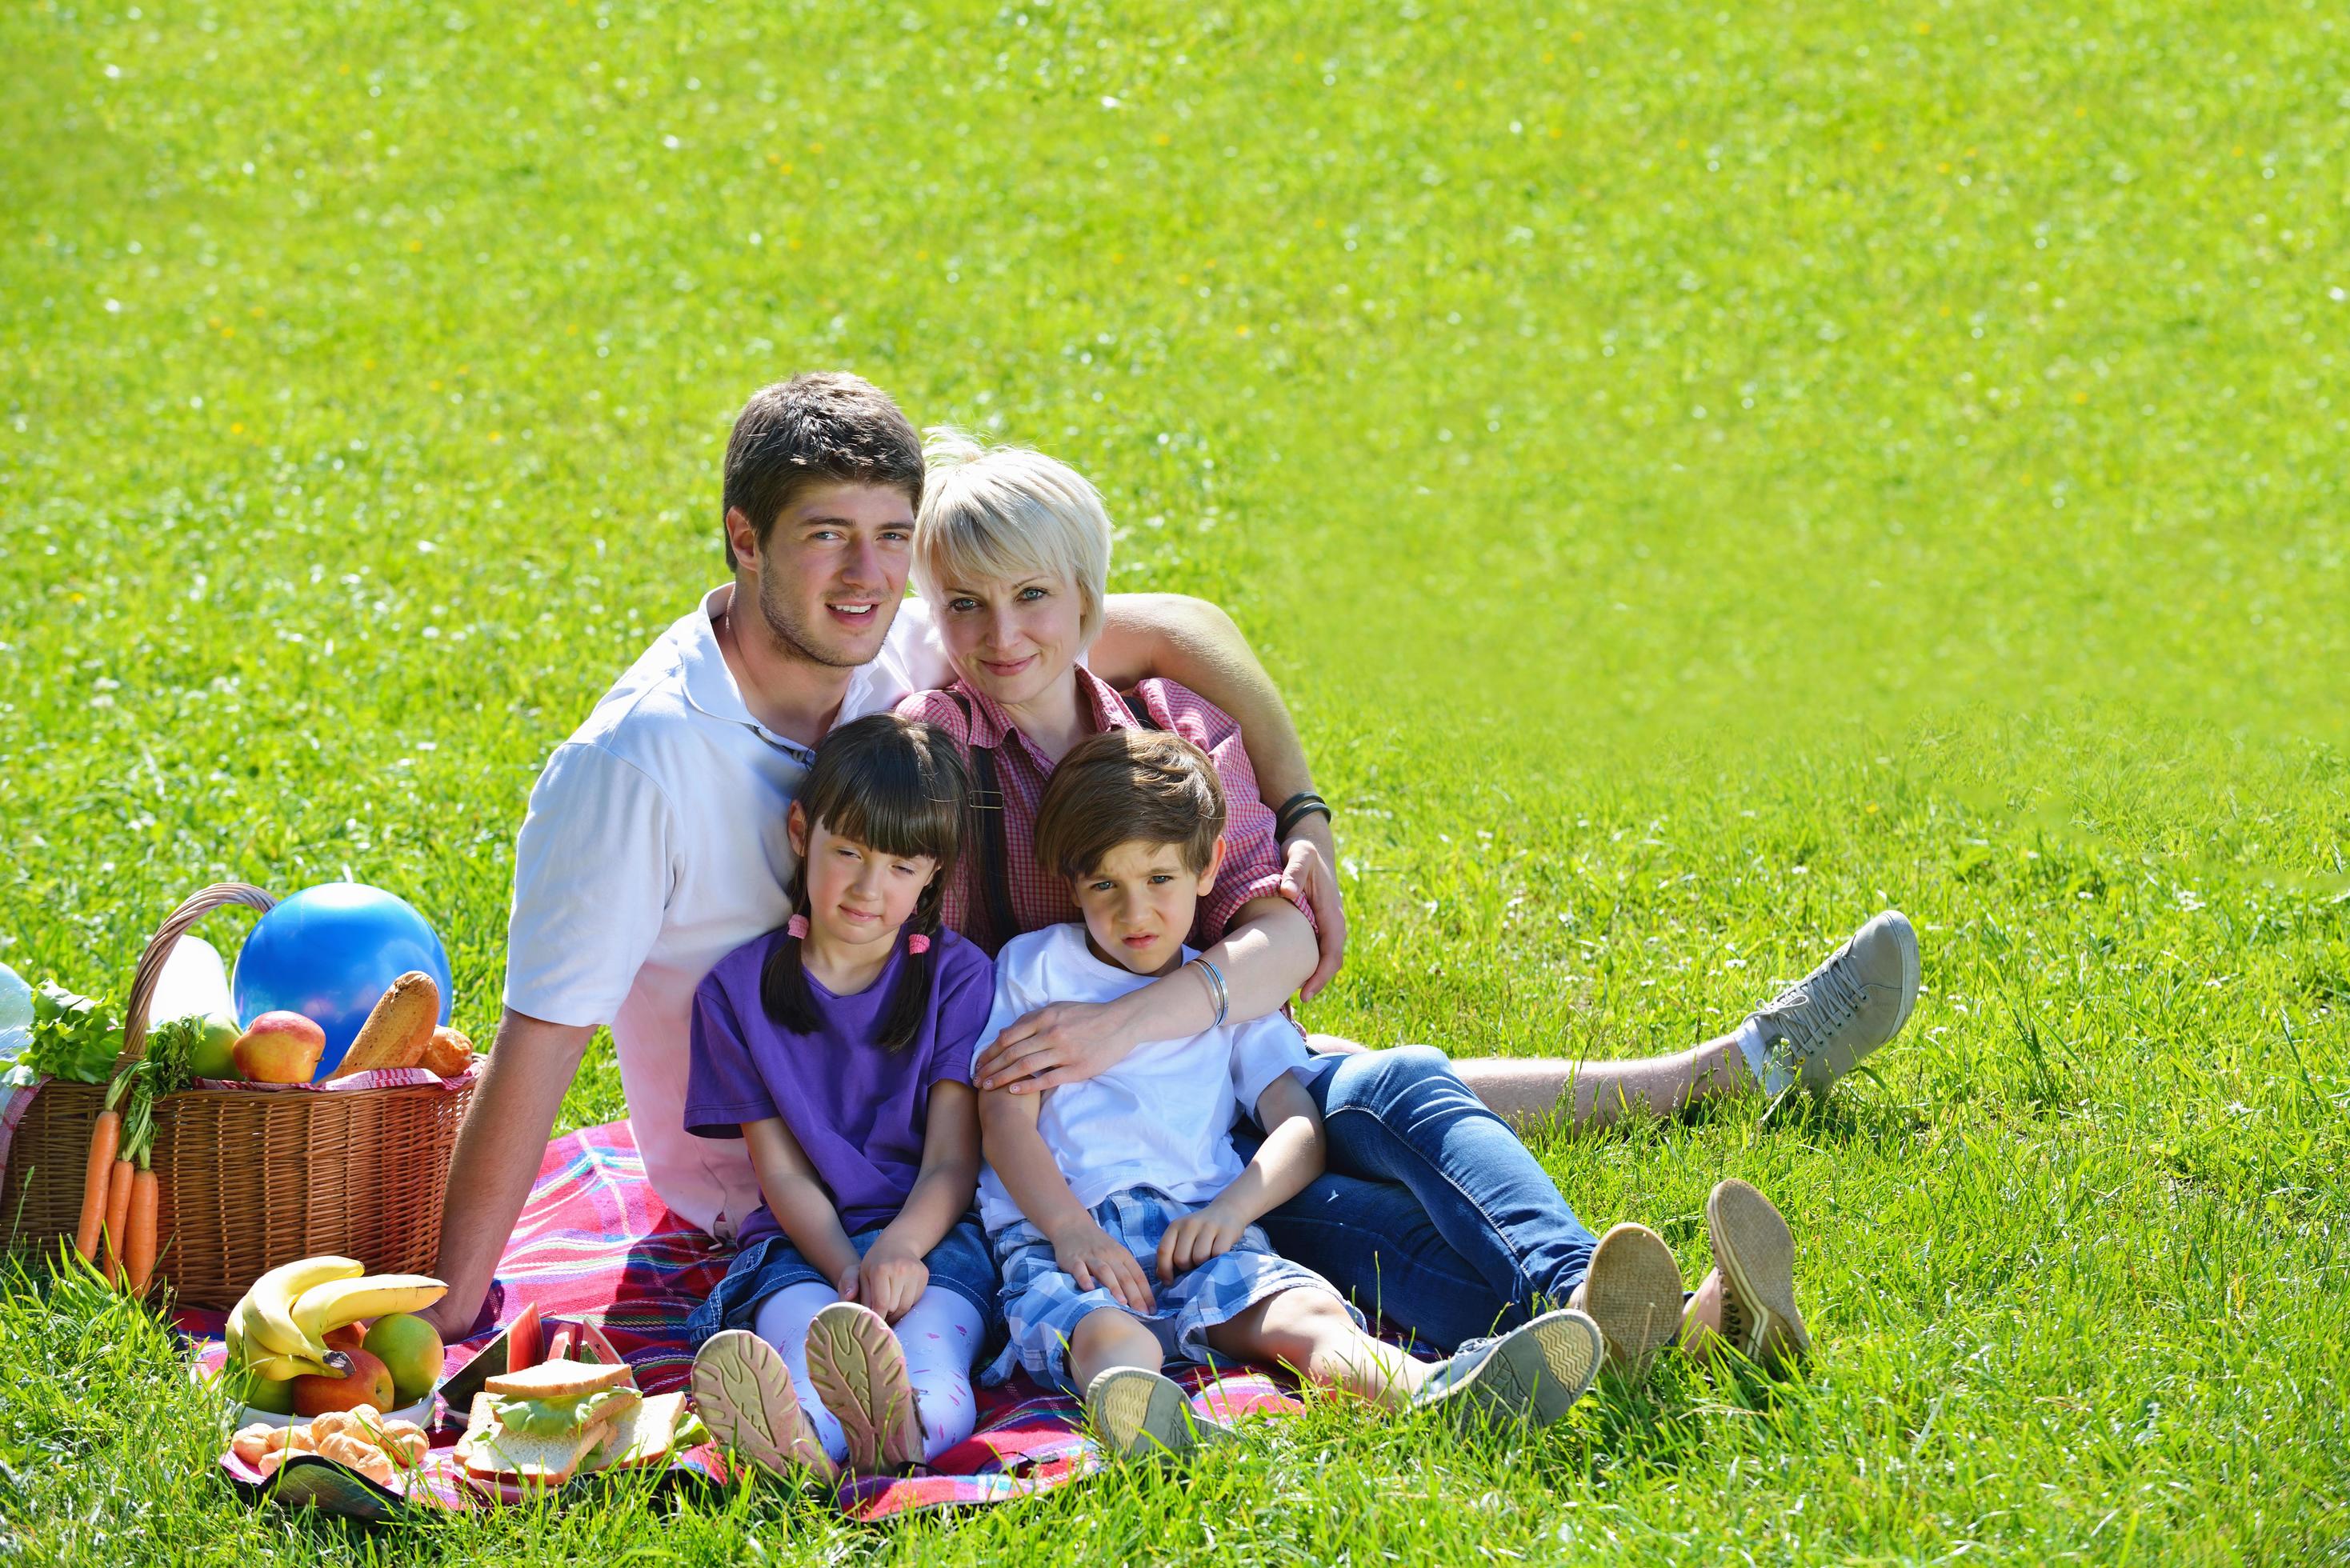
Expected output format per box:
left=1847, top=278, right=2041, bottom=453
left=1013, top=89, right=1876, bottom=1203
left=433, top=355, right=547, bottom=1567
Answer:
left=947, top=691, right=1021, bottom=954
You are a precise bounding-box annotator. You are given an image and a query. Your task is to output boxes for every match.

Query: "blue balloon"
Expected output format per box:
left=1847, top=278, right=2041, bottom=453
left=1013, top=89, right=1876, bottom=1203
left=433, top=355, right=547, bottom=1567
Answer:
left=230, top=883, right=454, bottom=1078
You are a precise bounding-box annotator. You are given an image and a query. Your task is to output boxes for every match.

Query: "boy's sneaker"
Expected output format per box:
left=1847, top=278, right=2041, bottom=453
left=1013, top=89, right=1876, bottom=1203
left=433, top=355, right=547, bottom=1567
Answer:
left=803, top=1301, right=924, bottom=1474
left=1084, top=1366, right=1231, bottom=1462
left=1411, top=1308, right=1603, bottom=1430
left=1739, top=910, right=1921, bottom=1097
left=690, top=1330, right=839, bottom=1482
left=1567, top=1223, right=1684, bottom=1368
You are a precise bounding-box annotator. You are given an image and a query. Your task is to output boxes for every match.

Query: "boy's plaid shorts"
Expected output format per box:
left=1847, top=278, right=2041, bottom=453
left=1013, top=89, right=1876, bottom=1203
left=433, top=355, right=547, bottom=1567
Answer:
left=982, top=1184, right=1363, bottom=1392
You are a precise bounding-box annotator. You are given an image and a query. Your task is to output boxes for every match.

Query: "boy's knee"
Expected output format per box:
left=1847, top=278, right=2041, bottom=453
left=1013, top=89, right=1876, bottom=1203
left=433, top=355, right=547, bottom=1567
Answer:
left=1232, top=1290, right=1356, bottom=1364
left=1063, top=1305, right=1159, bottom=1388
left=1071, top=1306, right=1134, bottom=1348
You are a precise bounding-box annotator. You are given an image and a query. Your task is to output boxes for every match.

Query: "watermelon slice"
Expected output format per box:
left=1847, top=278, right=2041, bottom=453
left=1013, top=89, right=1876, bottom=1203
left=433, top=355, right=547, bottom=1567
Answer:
left=573, top=1322, right=624, bottom=1367
left=543, top=1322, right=576, bottom=1365
left=438, top=1301, right=546, bottom=1409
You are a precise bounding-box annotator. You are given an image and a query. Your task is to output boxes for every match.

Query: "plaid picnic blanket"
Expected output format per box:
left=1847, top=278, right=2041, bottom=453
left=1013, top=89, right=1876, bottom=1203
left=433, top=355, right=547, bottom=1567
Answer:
left=190, top=1119, right=1307, bottom=1521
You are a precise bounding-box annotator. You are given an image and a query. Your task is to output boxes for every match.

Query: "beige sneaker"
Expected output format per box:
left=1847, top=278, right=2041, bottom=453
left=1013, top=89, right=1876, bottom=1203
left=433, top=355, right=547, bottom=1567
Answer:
left=1742, top=910, right=1921, bottom=1097
left=1084, top=1366, right=1231, bottom=1462
left=689, top=1330, right=839, bottom=1482
left=1568, top=1223, right=1684, bottom=1368
left=1680, top=1180, right=1812, bottom=1374
left=803, top=1301, right=924, bottom=1474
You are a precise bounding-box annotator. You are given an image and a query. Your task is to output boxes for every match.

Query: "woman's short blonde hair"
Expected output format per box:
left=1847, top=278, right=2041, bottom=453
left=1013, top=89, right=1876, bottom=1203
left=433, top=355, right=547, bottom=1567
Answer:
left=912, top=428, right=1114, bottom=649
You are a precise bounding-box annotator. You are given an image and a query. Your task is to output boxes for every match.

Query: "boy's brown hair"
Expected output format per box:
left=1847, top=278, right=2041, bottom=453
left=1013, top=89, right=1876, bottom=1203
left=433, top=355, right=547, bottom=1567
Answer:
left=721, top=372, right=925, bottom=569
left=1035, top=729, right=1227, bottom=882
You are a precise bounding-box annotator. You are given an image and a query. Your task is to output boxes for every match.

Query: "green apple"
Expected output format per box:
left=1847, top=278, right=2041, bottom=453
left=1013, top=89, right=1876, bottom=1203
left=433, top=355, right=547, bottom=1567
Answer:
left=234, top=1367, right=299, bottom=1414
left=190, top=1012, right=242, bottom=1079
left=362, top=1313, right=444, bottom=1406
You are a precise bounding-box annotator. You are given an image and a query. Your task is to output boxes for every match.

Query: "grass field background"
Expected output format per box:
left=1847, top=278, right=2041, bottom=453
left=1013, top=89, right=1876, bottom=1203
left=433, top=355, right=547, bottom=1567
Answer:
left=3, top=0, right=2345, bottom=1560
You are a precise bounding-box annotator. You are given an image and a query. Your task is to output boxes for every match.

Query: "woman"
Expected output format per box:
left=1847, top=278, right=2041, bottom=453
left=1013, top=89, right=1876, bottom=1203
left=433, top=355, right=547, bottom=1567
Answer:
left=898, top=430, right=1913, bottom=1369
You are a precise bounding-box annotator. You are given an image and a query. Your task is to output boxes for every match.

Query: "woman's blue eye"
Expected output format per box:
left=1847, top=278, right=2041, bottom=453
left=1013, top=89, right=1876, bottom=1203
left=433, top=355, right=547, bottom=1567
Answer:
left=1019, top=586, right=1047, bottom=602
left=949, top=597, right=978, bottom=613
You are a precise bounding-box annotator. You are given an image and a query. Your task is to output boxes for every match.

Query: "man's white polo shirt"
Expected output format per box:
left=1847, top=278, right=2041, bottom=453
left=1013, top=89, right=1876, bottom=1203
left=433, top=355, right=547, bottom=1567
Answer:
left=503, top=584, right=950, bottom=1238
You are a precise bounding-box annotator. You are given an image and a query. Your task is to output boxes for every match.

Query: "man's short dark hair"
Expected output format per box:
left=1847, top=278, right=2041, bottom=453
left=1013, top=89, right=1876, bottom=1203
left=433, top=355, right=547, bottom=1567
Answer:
left=1035, top=729, right=1228, bottom=882
left=721, top=372, right=925, bottom=569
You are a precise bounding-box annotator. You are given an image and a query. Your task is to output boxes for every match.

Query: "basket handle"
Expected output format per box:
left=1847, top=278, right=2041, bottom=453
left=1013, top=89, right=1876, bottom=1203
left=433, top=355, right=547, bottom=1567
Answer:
left=120, top=882, right=278, bottom=1062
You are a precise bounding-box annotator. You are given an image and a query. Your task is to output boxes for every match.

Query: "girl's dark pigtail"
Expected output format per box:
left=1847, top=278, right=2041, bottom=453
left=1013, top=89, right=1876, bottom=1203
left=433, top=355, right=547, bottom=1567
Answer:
left=759, top=887, right=823, bottom=1035
left=875, top=877, right=946, bottom=1054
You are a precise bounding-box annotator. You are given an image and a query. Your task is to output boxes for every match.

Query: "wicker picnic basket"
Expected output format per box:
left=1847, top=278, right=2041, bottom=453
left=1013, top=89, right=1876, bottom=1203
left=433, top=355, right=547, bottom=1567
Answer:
left=0, top=883, right=475, bottom=1308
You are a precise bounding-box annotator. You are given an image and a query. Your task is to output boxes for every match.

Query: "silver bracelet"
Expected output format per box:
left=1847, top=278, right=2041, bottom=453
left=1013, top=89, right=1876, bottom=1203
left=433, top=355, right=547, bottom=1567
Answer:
left=1191, top=958, right=1230, bottom=1029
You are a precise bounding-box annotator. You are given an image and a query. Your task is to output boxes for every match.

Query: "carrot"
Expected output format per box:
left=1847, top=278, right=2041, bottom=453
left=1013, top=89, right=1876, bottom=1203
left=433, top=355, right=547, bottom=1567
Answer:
left=101, top=1157, right=134, bottom=1286
left=123, top=1166, right=160, bottom=1298
left=74, top=1110, right=121, bottom=1262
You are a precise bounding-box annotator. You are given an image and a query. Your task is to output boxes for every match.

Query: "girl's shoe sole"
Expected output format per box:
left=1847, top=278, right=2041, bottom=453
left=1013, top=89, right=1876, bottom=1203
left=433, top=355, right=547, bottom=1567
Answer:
left=804, top=1302, right=924, bottom=1474
left=1706, top=1180, right=1812, bottom=1372
left=1577, top=1224, right=1685, bottom=1368
left=689, top=1330, right=835, bottom=1482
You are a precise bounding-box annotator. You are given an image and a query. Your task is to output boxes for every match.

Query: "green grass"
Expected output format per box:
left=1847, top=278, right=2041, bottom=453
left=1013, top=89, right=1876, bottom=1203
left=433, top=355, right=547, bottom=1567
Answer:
left=3, top=0, right=2346, bottom=1560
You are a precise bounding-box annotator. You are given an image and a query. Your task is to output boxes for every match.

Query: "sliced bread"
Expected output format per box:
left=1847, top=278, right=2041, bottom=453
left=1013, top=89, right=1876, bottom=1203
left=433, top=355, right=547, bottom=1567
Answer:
left=482, top=1357, right=635, bottom=1399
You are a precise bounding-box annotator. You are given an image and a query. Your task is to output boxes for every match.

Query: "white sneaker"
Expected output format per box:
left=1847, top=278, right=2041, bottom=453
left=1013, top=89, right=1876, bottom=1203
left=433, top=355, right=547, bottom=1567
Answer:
left=1739, top=910, right=1921, bottom=1097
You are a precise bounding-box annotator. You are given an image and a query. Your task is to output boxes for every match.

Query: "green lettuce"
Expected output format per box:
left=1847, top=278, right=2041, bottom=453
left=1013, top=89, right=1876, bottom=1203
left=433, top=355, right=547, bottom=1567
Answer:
left=2, top=982, right=122, bottom=1088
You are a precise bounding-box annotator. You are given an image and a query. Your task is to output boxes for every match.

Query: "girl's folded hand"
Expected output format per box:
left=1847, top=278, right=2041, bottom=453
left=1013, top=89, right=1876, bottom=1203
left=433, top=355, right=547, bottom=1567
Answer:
left=858, top=1244, right=931, bottom=1322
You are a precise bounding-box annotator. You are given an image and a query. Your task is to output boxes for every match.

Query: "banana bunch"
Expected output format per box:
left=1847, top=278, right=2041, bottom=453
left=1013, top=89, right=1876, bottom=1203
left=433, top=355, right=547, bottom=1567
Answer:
left=226, top=1256, right=446, bottom=1380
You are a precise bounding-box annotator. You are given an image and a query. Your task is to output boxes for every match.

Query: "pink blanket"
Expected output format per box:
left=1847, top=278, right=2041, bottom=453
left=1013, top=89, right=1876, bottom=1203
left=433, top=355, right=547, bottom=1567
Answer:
left=194, top=1119, right=1307, bottom=1520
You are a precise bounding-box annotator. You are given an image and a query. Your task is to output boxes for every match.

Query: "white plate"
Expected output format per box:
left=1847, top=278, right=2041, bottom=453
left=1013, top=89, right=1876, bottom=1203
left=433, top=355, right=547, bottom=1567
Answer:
left=230, top=1383, right=437, bottom=1430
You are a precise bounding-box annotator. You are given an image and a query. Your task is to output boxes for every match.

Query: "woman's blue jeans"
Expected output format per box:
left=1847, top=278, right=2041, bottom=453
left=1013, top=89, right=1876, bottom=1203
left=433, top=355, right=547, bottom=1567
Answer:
left=1237, top=1045, right=1599, bottom=1352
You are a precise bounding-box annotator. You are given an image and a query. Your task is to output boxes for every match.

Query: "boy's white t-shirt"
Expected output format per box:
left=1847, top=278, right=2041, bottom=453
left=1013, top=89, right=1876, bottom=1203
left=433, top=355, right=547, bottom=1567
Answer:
left=502, top=584, right=951, bottom=1238
left=975, top=923, right=1317, bottom=1235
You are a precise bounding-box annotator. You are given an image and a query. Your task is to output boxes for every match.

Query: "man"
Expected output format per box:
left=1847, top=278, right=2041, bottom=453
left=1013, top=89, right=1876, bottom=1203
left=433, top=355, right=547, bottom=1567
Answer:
left=418, top=371, right=1917, bottom=1342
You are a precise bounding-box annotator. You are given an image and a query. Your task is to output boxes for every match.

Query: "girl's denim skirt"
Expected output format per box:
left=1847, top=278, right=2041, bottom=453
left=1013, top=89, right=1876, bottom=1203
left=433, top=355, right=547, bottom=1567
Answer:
left=686, top=1213, right=1002, bottom=1351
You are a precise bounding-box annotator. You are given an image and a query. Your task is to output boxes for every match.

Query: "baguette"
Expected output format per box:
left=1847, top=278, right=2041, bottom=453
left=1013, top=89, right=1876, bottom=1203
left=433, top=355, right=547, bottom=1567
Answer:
left=330, top=972, right=441, bottom=1078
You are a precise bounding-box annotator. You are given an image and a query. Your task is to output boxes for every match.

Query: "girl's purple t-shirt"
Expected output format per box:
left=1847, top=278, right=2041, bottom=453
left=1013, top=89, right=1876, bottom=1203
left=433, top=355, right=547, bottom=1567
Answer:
left=685, top=927, right=995, bottom=1245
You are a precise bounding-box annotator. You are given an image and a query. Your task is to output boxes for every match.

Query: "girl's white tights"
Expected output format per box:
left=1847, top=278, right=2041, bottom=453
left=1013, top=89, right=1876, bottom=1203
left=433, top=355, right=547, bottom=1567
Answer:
left=752, top=1280, right=983, bottom=1464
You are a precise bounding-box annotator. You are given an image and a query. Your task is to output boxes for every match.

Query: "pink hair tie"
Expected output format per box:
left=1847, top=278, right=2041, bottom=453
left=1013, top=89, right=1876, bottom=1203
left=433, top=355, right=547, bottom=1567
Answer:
left=905, top=934, right=931, bottom=954
left=786, top=914, right=810, bottom=939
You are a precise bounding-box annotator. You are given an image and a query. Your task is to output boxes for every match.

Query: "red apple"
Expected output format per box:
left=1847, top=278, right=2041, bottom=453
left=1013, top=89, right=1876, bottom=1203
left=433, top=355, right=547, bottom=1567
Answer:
left=291, top=1347, right=397, bottom=1415
left=323, top=1322, right=369, bottom=1354
left=232, top=1011, right=326, bottom=1083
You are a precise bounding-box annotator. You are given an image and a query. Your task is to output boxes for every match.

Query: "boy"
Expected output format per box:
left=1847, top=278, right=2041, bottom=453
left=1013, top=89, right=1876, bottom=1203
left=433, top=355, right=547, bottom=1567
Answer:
left=977, top=730, right=1605, bottom=1458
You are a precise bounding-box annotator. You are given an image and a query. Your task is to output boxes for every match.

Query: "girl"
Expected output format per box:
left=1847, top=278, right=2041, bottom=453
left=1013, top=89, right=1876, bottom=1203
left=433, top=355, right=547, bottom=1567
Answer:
left=683, top=713, right=999, bottom=1480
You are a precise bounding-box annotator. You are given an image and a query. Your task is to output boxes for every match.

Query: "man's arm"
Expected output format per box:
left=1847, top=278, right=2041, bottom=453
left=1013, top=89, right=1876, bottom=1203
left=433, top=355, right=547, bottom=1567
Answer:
left=1157, top=1074, right=1327, bottom=1278
left=977, top=1084, right=1153, bottom=1311
left=417, top=1008, right=595, bottom=1338
left=1094, top=593, right=1344, bottom=998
